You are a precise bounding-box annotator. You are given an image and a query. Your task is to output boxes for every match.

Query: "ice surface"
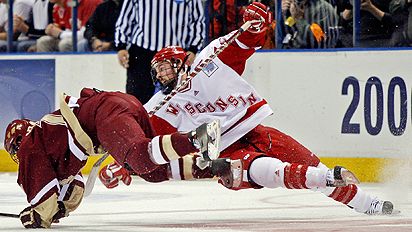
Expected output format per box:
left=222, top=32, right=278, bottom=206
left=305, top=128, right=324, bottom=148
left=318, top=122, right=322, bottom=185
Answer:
left=0, top=173, right=411, bottom=232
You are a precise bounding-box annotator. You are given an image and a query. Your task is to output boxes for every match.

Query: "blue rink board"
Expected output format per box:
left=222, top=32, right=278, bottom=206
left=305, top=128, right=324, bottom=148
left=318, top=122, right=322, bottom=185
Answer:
left=0, top=59, right=55, bottom=145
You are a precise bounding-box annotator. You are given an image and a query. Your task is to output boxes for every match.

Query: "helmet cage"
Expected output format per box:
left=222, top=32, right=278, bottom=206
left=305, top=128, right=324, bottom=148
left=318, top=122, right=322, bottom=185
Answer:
left=151, top=46, right=189, bottom=94
left=8, top=136, right=22, bottom=164
left=151, top=57, right=187, bottom=94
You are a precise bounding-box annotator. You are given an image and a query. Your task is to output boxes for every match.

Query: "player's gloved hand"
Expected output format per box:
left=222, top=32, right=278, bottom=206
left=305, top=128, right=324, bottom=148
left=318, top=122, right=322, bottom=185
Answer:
left=99, top=162, right=132, bottom=189
left=19, top=206, right=44, bottom=228
left=243, top=2, right=273, bottom=33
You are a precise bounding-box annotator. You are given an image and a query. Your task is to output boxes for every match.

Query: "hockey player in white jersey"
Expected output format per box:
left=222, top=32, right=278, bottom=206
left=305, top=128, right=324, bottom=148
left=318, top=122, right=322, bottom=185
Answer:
left=100, top=2, right=395, bottom=215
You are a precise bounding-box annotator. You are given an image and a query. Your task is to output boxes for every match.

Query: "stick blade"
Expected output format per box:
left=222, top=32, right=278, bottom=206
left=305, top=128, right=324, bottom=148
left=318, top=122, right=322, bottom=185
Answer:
left=84, top=153, right=109, bottom=197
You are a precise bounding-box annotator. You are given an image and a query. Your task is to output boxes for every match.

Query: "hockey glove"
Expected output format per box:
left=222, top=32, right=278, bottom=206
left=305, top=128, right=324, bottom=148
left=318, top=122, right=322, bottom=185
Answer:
left=19, top=206, right=44, bottom=228
left=243, top=2, right=273, bottom=33
left=99, top=162, right=132, bottom=189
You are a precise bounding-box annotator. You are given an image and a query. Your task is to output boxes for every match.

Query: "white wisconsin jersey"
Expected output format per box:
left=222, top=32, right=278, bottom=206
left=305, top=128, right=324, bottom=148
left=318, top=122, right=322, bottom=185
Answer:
left=145, top=35, right=273, bottom=151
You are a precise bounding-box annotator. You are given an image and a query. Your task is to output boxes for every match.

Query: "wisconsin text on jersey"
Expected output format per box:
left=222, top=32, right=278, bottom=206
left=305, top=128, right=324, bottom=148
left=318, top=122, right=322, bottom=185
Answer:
left=165, top=93, right=260, bottom=116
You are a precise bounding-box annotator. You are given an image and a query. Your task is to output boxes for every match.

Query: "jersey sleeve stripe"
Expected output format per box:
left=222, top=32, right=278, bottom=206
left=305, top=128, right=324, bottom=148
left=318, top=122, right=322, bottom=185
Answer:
left=29, top=178, right=60, bottom=205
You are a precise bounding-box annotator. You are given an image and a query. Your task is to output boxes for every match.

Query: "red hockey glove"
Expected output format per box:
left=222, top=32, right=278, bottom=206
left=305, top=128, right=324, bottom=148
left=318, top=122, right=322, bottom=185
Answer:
left=19, top=206, right=44, bottom=228
left=243, top=2, right=273, bottom=33
left=99, top=162, right=132, bottom=189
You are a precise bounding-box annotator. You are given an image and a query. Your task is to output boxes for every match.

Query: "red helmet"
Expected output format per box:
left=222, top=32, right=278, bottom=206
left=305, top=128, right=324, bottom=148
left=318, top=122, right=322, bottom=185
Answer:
left=151, top=46, right=189, bottom=94
left=4, top=119, right=32, bottom=164
left=151, top=46, right=188, bottom=67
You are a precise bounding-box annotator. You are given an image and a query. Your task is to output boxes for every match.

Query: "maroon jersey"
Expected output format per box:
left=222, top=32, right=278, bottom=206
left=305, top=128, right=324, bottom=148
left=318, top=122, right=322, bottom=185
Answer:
left=17, top=114, right=86, bottom=206
left=17, top=88, right=198, bottom=207
left=72, top=88, right=197, bottom=182
left=17, top=88, right=160, bottom=206
left=71, top=88, right=161, bottom=175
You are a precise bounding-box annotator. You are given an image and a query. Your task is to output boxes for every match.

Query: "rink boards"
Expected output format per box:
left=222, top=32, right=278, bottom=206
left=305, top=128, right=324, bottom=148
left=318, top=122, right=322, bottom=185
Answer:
left=0, top=49, right=411, bottom=182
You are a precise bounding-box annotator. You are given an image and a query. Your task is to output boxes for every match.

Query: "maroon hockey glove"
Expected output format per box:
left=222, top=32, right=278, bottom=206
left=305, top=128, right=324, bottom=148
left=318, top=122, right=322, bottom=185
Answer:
left=243, top=2, right=273, bottom=33
left=99, top=162, right=132, bottom=189
left=19, top=206, right=44, bottom=228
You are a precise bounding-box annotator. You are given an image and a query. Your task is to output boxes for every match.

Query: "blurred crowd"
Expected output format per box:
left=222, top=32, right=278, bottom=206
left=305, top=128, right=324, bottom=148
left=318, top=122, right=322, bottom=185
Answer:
left=210, top=0, right=412, bottom=48
left=0, top=0, right=411, bottom=53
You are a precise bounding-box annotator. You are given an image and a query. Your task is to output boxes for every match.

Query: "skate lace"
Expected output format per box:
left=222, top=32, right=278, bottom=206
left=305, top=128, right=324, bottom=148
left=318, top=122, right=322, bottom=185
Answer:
left=365, top=198, right=383, bottom=215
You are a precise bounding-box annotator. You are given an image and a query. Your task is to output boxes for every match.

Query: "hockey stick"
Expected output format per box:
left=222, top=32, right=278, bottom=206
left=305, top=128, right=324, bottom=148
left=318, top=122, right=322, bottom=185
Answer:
left=0, top=212, right=19, bottom=218
left=148, top=20, right=256, bottom=116
left=84, top=152, right=110, bottom=197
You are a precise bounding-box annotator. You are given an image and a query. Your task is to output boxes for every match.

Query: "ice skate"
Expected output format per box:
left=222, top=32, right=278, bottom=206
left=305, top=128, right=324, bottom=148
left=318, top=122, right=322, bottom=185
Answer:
left=326, top=166, right=360, bottom=187
left=190, top=119, right=221, bottom=161
left=365, top=198, right=399, bottom=215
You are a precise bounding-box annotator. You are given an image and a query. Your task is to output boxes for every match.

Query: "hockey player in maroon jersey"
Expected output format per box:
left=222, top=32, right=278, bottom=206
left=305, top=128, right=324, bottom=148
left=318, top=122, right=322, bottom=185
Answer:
left=3, top=88, right=221, bottom=228
left=99, top=2, right=395, bottom=215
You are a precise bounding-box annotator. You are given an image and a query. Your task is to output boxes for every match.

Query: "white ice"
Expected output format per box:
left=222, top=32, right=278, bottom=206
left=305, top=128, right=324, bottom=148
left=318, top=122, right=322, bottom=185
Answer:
left=0, top=173, right=411, bottom=232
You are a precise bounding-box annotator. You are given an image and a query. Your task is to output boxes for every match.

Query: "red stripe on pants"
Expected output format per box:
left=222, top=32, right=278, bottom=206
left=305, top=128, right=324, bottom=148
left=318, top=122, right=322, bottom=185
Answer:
left=329, top=184, right=358, bottom=205
left=284, top=164, right=309, bottom=189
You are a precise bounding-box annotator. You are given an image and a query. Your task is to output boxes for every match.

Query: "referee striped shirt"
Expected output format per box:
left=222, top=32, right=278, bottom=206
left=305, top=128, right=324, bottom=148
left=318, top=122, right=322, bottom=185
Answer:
left=115, top=0, right=206, bottom=53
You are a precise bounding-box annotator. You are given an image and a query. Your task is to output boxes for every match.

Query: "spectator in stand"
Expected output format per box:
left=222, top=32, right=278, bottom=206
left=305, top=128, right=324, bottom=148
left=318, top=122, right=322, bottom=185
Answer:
left=209, top=0, right=244, bottom=41
left=114, top=0, right=205, bottom=104
left=359, top=0, right=398, bottom=47
left=339, top=0, right=406, bottom=47
left=260, top=0, right=276, bottom=49
left=0, top=0, right=35, bottom=52
left=281, top=0, right=340, bottom=48
left=78, top=0, right=123, bottom=52
left=0, top=1, right=8, bottom=52
left=334, top=0, right=353, bottom=47
left=36, top=0, right=101, bottom=52
left=209, top=0, right=276, bottom=49
left=388, top=0, right=411, bottom=46
left=12, top=0, right=54, bottom=52
left=406, top=0, right=412, bottom=46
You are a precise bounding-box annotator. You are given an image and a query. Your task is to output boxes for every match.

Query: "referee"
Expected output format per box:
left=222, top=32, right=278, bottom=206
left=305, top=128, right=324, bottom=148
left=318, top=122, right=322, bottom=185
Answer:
left=115, top=0, right=206, bottom=104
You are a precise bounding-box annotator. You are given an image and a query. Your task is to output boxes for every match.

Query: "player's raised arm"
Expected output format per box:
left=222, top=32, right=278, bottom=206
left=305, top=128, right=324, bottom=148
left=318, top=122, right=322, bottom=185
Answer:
left=217, top=2, right=272, bottom=75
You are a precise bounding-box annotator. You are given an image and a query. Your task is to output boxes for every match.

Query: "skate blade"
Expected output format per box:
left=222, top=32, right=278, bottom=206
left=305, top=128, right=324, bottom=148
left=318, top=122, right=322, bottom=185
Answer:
left=205, top=119, right=221, bottom=160
left=341, top=169, right=360, bottom=185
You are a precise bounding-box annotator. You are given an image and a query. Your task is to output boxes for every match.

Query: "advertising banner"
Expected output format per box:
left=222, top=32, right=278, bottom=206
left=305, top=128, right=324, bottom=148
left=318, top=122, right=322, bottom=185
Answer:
left=245, top=50, right=412, bottom=158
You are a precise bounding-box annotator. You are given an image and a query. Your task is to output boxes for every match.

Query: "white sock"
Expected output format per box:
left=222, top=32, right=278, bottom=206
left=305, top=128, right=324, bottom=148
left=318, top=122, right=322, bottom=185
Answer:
left=249, top=157, right=287, bottom=188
